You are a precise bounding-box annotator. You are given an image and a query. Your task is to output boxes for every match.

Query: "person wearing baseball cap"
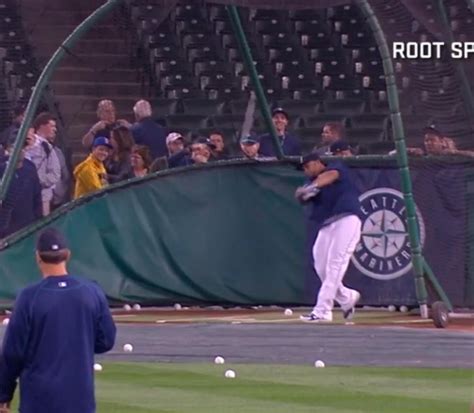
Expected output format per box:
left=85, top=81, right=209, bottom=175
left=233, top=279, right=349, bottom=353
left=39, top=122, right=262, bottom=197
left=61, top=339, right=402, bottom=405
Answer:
left=166, top=132, right=185, bottom=157
left=0, top=227, right=116, bottom=413
left=295, top=151, right=362, bottom=323
left=166, top=132, right=192, bottom=168
left=73, top=136, right=113, bottom=199
left=258, top=107, right=301, bottom=157
left=329, top=140, right=352, bottom=157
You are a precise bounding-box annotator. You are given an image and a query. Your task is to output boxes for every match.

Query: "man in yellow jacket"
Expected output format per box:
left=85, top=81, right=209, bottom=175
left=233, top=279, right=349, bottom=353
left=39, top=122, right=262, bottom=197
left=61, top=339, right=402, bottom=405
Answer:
left=73, top=136, right=113, bottom=199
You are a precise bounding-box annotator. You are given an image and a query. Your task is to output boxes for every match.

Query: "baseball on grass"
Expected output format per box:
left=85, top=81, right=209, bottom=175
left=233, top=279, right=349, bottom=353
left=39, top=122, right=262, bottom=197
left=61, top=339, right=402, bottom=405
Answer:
left=314, top=360, right=325, bottom=368
left=388, top=305, right=396, bottom=312
left=123, top=304, right=132, bottom=311
left=399, top=305, right=409, bottom=313
left=214, top=356, right=225, bottom=365
left=224, top=369, right=236, bottom=379
left=93, top=363, right=103, bottom=372
left=132, top=304, right=141, bottom=311
left=284, top=308, right=293, bottom=316
left=123, top=343, right=133, bottom=353
left=2, top=318, right=9, bottom=326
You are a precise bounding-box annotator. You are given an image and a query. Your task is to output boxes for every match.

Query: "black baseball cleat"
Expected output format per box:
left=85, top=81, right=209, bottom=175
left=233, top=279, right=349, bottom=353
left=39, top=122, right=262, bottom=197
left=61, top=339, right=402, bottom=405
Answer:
left=342, top=291, right=361, bottom=321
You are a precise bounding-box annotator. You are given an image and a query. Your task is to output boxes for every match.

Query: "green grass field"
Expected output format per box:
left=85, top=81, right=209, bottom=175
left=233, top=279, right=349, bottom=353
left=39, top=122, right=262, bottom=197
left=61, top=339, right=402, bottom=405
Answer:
left=86, top=363, right=472, bottom=413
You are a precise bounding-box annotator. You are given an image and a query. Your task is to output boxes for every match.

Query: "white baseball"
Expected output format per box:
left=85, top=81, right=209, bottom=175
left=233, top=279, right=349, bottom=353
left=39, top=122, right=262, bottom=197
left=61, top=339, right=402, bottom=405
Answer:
left=123, top=343, right=133, bottom=352
left=314, top=360, right=325, bottom=368
left=93, top=363, right=103, bottom=372
left=284, top=308, right=293, bottom=316
left=214, top=356, right=225, bottom=365
left=400, top=305, right=408, bottom=313
left=2, top=318, right=9, bottom=326
left=132, top=304, right=141, bottom=311
left=388, top=305, right=396, bottom=312
left=123, top=304, right=131, bottom=311
left=224, top=369, right=236, bottom=378
left=174, top=303, right=182, bottom=310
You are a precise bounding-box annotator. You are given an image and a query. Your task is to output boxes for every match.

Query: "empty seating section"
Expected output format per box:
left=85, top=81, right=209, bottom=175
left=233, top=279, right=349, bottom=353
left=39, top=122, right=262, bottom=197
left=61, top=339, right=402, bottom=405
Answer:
left=129, top=1, right=399, bottom=153
left=0, top=0, right=38, bottom=114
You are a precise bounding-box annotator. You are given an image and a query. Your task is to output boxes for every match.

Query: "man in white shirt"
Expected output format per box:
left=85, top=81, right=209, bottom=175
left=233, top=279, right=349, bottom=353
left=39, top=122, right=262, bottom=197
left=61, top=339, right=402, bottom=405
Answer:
left=26, top=113, right=61, bottom=216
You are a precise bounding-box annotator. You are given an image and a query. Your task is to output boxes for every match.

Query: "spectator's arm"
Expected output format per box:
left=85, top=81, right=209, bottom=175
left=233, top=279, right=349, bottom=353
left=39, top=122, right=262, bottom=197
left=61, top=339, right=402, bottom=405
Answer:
left=0, top=290, right=31, bottom=403
left=94, top=287, right=116, bottom=354
left=81, top=130, right=95, bottom=148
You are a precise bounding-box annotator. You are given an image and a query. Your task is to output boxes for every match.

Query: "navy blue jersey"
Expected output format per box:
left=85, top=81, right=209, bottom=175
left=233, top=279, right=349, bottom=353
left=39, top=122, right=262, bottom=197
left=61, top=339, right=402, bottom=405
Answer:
left=258, top=133, right=301, bottom=157
left=306, top=161, right=361, bottom=228
left=0, top=275, right=116, bottom=413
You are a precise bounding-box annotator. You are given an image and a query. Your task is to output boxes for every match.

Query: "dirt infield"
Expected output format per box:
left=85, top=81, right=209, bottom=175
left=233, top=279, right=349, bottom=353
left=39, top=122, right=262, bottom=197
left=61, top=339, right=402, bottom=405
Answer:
left=110, top=306, right=474, bottom=332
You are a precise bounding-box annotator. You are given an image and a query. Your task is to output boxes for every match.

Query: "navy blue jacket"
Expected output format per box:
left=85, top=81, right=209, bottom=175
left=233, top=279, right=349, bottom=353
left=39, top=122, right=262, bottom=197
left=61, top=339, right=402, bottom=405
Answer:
left=258, top=132, right=301, bottom=157
left=0, top=275, right=116, bottom=413
left=0, top=159, right=42, bottom=238
left=131, top=117, right=167, bottom=160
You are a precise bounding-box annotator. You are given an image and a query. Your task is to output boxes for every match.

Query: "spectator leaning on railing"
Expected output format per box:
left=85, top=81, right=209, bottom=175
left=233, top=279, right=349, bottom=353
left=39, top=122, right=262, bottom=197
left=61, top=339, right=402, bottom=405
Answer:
left=258, top=107, right=301, bottom=157
left=73, top=137, right=113, bottom=199
left=130, top=99, right=167, bottom=160
left=26, top=112, right=61, bottom=217
left=0, top=139, right=42, bottom=239
left=399, top=126, right=474, bottom=157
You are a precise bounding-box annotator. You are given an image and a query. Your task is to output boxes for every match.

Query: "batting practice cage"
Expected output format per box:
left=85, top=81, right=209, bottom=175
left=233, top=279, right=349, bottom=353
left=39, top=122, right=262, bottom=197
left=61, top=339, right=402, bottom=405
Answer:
left=0, top=0, right=473, bottom=324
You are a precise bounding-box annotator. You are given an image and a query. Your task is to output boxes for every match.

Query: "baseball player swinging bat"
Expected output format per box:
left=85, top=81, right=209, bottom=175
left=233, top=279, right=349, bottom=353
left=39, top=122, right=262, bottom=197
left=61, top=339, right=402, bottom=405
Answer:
left=296, top=153, right=362, bottom=322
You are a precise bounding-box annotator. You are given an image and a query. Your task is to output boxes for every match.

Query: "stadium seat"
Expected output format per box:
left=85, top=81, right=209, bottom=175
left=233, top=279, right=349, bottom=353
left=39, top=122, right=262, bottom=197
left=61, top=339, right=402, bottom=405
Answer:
left=349, top=114, right=389, bottom=129
left=193, top=60, right=229, bottom=77
left=165, top=87, right=206, bottom=99
left=152, top=99, right=179, bottom=118
left=182, top=99, right=226, bottom=116
left=165, top=114, right=210, bottom=130
left=275, top=99, right=320, bottom=117
left=322, top=99, right=365, bottom=116
left=366, top=141, right=396, bottom=154
left=211, top=113, right=245, bottom=126
left=346, top=128, right=384, bottom=146
left=303, top=114, right=347, bottom=129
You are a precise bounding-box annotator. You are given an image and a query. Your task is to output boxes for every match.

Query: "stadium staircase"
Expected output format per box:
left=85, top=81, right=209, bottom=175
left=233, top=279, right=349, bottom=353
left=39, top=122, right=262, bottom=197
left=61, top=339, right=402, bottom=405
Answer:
left=19, top=0, right=144, bottom=164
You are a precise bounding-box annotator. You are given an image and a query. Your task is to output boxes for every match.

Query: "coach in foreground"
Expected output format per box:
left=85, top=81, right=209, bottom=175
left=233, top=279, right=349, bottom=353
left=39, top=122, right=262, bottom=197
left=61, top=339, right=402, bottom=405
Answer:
left=0, top=228, right=116, bottom=413
left=295, top=153, right=361, bottom=323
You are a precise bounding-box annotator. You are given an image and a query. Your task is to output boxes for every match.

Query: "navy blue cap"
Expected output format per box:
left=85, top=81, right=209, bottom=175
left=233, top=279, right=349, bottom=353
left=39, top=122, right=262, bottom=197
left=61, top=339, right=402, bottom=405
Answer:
left=36, top=228, right=68, bottom=253
left=193, top=137, right=216, bottom=150
left=240, top=135, right=260, bottom=145
left=301, top=152, right=321, bottom=165
left=330, top=140, right=351, bottom=154
left=272, top=107, right=289, bottom=119
left=92, top=136, right=113, bottom=149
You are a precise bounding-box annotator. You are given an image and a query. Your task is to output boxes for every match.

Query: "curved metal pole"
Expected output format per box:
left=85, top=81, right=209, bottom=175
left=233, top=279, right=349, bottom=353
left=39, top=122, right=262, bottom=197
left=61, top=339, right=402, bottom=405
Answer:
left=355, top=0, right=429, bottom=318
left=0, top=0, right=125, bottom=202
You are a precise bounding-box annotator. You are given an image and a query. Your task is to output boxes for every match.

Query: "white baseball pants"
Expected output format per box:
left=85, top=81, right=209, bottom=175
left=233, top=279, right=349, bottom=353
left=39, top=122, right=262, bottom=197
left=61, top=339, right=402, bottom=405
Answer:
left=312, top=214, right=361, bottom=319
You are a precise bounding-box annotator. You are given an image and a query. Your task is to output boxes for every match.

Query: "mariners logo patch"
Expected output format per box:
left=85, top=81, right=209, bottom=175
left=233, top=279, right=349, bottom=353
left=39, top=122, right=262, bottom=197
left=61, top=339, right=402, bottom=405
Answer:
left=351, top=188, right=426, bottom=280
